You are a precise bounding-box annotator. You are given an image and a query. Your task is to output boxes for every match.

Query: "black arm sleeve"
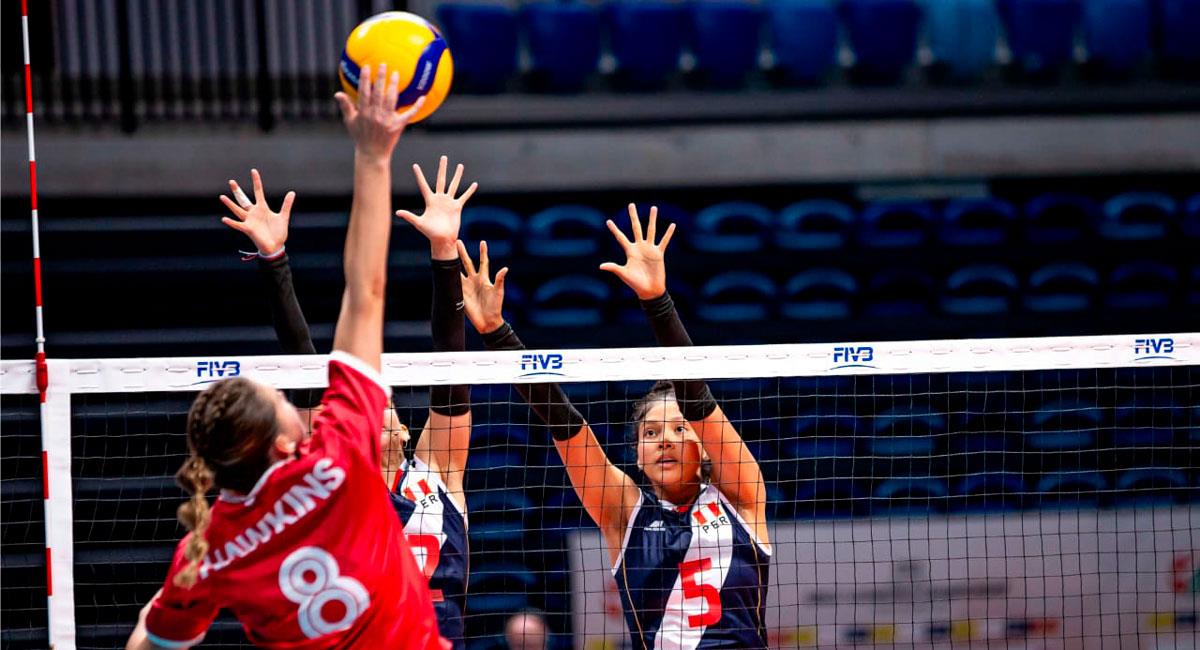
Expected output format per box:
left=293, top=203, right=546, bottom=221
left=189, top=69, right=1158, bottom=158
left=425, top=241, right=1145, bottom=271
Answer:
left=256, top=253, right=321, bottom=409
left=639, top=291, right=718, bottom=422
left=429, top=259, right=471, bottom=416
left=481, top=322, right=584, bottom=441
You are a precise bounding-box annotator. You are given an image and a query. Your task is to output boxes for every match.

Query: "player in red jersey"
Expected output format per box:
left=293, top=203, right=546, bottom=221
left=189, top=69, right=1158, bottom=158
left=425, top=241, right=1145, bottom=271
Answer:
left=125, top=64, right=447, bottom=650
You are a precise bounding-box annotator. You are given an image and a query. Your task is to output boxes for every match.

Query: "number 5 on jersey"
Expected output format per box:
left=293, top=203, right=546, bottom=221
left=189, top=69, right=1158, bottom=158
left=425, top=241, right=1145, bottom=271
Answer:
left=679, top=557, right=721, bottom=627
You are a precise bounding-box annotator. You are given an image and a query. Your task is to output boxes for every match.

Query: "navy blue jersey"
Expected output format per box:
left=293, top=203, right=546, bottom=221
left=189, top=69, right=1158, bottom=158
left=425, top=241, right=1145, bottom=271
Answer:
left=390, top=456, right=468, bottom=650
left=613, top=484, right=770, bottom=650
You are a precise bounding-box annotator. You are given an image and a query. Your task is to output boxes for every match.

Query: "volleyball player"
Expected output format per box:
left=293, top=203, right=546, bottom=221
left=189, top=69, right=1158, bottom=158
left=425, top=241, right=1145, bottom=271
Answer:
left=125, top=65, right=447, bottom=649
left=219, top=153, right=478, bottom=647
left=455, top=203, right=771, bottom=649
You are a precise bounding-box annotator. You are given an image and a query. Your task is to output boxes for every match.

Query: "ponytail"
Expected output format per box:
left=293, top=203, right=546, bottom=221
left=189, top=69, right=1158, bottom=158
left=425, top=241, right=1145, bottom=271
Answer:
left=173, top=455, right=214, bottom=588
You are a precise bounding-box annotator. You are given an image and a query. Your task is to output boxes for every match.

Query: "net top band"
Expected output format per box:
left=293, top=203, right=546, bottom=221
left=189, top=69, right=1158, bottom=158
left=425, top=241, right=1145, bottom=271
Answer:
left=1, top=333, right=1194, bottom=395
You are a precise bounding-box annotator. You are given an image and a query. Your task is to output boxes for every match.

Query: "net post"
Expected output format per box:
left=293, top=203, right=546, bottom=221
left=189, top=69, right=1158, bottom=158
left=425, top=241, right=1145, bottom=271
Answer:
left=43, top=360, right=77, bottom=649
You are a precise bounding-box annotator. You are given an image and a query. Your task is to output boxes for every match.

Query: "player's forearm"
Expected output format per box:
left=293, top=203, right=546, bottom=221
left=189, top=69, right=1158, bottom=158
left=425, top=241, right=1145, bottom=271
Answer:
left=481, top=322, right=585, bottom=440
left=257, top=253, right=317, bottom=355
left=430, top=258, right=469, bottom=416
left=334, top=153, right=391, bottom=365
left=639, top=292, right=718, bottom=421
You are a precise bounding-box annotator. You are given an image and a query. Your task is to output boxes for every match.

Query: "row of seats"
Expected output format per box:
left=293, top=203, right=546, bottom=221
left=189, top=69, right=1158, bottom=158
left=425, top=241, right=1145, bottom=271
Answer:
left=505, top=260, right=1195, bottom=325
left=465, top=193, right=1200, bottom=258
left=437, top=0, right=1200, bottom=91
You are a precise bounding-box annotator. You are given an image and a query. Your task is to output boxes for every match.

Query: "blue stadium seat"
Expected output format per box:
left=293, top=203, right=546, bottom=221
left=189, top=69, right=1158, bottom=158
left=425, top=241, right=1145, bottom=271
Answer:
left=690, top=201, right=774, bottom=253
left=999, top=0, right=1083, bottom=76
left=1023, top=193, right=1100, bottom=245
left=1026, top=398, right=1102, bottom=451
left=697, top=271, right=776, bottom=322
left=1036, top=470, right=1107, bottom=507
left=689, top=1, right=763, bottom=87
left=467, top=562, right=538, bottom=593
left=1114, top=468, right=1189, bottom=506
left=436, top=3, right=519, bottom=93
left=465, top=592, right=530, bottom=617
left=462, top=206, right=522, bottom=258
left=1190, top=266, right=1200, bottom=307
left=1155, top=0, right=1200, bottom=70
left=521, top=2, right=601, bottom=92
left=768, top=0, right=840, bottom=85
left=781, top=269, right=857, bottom=320
left=776, top=199, right=854, bottom=250
left=940, top=264, right=1019, bottom=315
left=607, top=1, right=685, bottom=89
left=872, top=405, right=948, bottom=437
left=1083, top=0, right=1151, bottom=75
left=530, top=275, right=610, bottom=327
left=863, top=268, right=934, bottom=317
left=923, top=0, right=1001, bottom=81
left=1100, top=192, right=1177, bottom=241
left=872, top=477, right=948, bottom=515
left=939, top=198, right=1017, bottom=247
left=795, top=478, right=866, bottom=517
left=526, top=205, right=606, bottom=257
left=775, top=436, right=856, bottom=484
left=471, top=423, right=533, bottom=451
left=952, top=472, right=1026, bottom=512
left=840, top=0, right=923, bottom=83
left=859, top=200, right=934, bottom=248
left=542, top=487, right=593, bottom=530
left=1105, top=261, right=1180, bottom=310
left=949, top=433, right=1017, bottom=474
left=1023, top=262, right=1099, bottom=313
left=1186, top=194, right=1200, bottom=238
left=466, top=492, right=532, bottom=542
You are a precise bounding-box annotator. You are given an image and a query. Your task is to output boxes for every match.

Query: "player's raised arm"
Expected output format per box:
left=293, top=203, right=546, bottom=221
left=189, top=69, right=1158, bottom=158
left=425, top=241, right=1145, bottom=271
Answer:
left=331, top=65, right=424, bottom=371
left=601, top=204, right=769, bottom=547
left=396, top=157, right=478, bottom=490
left=458, top=240, right=640, bottom=562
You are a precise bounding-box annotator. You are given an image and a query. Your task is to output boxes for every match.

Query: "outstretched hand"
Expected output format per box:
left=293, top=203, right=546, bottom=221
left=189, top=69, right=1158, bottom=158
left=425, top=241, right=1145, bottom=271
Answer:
left=219, top=169, right=296, bottom=255
left=333, top=63, right=425, bottom=161
left=457, top=239, right=508, bottom=335
left=396, top=155, right=479, bottom=260
left=599, top=203, right=675, bottom=300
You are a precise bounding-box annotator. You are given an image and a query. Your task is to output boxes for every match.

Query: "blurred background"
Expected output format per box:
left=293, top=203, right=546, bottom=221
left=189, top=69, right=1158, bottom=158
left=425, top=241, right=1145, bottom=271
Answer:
left=2, top=0, right=1197, bottom=360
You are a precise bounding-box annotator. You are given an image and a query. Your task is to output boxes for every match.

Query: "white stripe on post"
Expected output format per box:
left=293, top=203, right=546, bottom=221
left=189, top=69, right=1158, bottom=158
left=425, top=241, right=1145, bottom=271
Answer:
left=44, top=359, right=77, bottom=649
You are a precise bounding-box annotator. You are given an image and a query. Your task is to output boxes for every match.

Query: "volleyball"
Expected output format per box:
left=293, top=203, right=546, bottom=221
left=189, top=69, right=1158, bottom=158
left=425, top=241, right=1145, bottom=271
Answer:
left=338, top=11, right=453, bottom=123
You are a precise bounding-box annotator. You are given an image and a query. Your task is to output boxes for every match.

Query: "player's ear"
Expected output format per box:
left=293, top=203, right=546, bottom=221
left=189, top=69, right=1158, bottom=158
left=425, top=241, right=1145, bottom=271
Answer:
left=272, top=432, right=298, bottom=458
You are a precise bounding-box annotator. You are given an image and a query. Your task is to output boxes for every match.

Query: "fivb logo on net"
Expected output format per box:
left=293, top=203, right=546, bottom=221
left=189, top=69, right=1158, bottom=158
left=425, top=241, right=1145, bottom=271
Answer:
left=519, top=353, right=564, bottom=377
left=194, top=360, right=241, bottom=385
left=1134, top=337, right=1176, bottom=361
left=831, top=345, right=876, bottom=370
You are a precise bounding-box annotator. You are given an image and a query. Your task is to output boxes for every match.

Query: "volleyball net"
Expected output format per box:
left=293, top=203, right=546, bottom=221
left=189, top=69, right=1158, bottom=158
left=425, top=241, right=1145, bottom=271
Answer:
left=1, top=333, right=1197, bottom=650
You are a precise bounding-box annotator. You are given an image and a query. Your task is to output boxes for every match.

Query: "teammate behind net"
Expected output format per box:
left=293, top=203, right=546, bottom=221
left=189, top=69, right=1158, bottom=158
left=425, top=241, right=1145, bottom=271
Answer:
left=126, top=65, right=447, bottom=649
left=456, top=203, right=772, bottom=650
left=220, top=150, right=479, bottom=648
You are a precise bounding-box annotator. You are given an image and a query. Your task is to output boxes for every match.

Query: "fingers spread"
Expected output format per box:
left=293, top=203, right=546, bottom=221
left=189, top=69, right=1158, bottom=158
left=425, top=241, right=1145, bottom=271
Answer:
left=229, top=180, right=252, bottom=209
left=605, top=219, right=633, bottom=249
left=479, top=240, right=490, bottom=278
left=219, top=194, right=249, bottom=220
left=456, top=240, right=477, bottom=276
left=659, top=222, right=677, bottom=252
left=395, top=209, right=420, bottom=227
left=280, top=191, right=296, bottom=217
left=251, top=168, right=266, bottom=203
left=334, top=92, right=356, bottom=123
left=436, top=155, right=448, bottom=194
left=494, top=267, right=509, bottom=291
left=385, top=70, right=401, bottom=112
left=357, top=65, right=373, bottom=107
left=646, top=205, right=658, bottom=243
left=412, top=163, right=433, bottom=199
left=457, top=181, right=479, bottom=205
left=447, top=162, right=464, bottom=197
left=397, top=95, right=425, bottom=124
left=221, top=216, right=248, bottom=232
left=627, top=203, right=644, bottom=242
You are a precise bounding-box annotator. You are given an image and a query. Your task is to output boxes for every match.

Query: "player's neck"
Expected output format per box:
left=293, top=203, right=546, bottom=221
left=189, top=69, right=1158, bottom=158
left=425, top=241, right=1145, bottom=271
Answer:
left=652, top=481, right=702, bottom=509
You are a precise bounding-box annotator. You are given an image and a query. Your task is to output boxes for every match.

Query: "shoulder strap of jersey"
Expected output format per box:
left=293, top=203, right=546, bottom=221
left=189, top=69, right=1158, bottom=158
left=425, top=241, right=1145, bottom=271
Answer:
left=611, top=490, right=648, bottom=576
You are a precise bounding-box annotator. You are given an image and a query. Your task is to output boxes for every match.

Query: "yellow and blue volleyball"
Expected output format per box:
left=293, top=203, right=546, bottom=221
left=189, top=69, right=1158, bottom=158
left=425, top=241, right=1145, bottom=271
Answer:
left=338, top=11, right=453, bottom=123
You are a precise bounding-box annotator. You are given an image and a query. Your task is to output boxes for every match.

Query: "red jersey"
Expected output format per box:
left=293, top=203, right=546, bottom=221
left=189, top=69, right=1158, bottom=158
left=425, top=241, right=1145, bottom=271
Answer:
left=146, top=351, right=445, bottom=649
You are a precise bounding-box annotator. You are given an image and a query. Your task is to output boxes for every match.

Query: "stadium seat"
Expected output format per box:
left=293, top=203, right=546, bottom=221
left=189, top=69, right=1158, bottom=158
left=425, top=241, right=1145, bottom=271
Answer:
left=1100, top=192, right=1177, bottom=241
left=840, top=0, right=923, bottom=83
left=952, top=472, right=1026, bottom=512
left=859, top=199, right=934, bottom=248
left=949, top=433, right=1018, bottom=475
left=872, top=405, right=949, bottom=437
left=468, top=561, right=538, bottom=593
left=781, top=269, right=857, bottom=320
left=1023, top=193, right=1101, bottom=245
left=776, top=199, right=855, bottom=250
left=1023, top=262, right=1099, bottom=313
left=1082, top=0, right=1151, bottom=75
left=1185, top=194, right=1200, bottom=238
left=1105, top=261, right=1180, bottom=310
left=607, top=1, right=685, bottom=89
left=529, top=275, right=611, bottom=328
left=1036, top=470, right=1107, bottom=507
left=998, top=0, right=1082, bottom=76
left=436, top=3, right=519, bottom=93
left=795, top=478, right=867, bottom=517
left=462, top=206, right=523, bottom=258
left=1155, top=0, right=1200, bottom=71
left=467, top=492, right=532, bottom=543
left=471, top=423, right=533, bottom=451
left=939, top=198, right=1017, bottom=247
left=465, top=450, right=526, bottom=494
left=689, top=1, right=763, bottom=87
left=690, top=201, right=774, bottom=253
left=542, top=487, right=593, bottom=530
left=768, top=0, right=840, bottom=85
left=1114, top=468, right=1189, bottom=506
left=697, top=271, right=776, bottom=322
left=923, top=0, right=1001, bottom=81
left=1026, top=398, right=1102, bottom=451
left=1190, top=266, right=1200, bottom=307
left=520, top=2, right=602, bottom=92
left=775, top=436, right=856, bottom=484
left=872, top=477, right=948, bottom=515
left=940, top=264, right=1019, bottom=315
left=863, top=268, right=934, bottom=317
left=526, top=205, right=606, bottom=257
